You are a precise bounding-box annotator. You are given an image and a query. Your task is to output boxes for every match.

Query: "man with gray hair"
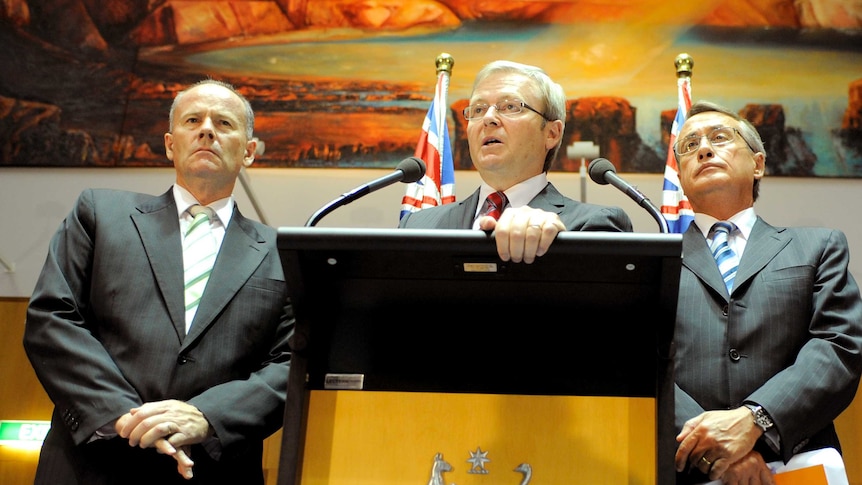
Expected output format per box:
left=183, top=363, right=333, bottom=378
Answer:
left=400, top=60, right=632, bottom=261
left=672, top=100, right=862, bottom=485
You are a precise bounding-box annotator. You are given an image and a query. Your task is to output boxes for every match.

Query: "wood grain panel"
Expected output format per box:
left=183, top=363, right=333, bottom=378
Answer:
left=2, top=298, right=860, bottom=484
left=297, top=391, right=656, bottom=485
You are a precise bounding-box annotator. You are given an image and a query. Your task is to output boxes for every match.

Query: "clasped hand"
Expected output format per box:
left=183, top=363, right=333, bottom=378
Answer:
left=675, top=407, right=775, bottom=485
left=115, top=399, right=211, bottom=480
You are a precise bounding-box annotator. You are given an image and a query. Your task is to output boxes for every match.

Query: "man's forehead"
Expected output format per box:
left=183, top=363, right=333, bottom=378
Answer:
left=179, top=95, right=238, bottom=117
left=473, top=73, right=532, bottom=96
left=470, top=91, right=523, bottom=103
left=681, top=113, right=732, bottom=134
left=184, top=84, right=239, bottom=105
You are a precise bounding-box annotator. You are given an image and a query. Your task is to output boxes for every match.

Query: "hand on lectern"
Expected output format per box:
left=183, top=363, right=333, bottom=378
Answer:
left=478, top=206, right=566, bottom=264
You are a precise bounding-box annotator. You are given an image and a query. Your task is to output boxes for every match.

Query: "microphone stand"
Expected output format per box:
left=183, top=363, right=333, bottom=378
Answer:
left=645, top=198, right=670, bottom=234
left=238, top=168, right=268, bottom=225
left=589, top=158, right=670, bottom=234
left=305, top=185, right=375, bottom=227
left=611, top=180, right=670, bottom=234
left=305, top=157, right=425, bottom=227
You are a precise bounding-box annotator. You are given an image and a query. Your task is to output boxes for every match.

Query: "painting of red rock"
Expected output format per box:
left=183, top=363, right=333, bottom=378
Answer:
left=1, top=0, right=861, bottom=176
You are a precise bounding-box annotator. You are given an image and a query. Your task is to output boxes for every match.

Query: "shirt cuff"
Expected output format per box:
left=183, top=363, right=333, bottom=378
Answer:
left=87, top=420, right=119, bottom=443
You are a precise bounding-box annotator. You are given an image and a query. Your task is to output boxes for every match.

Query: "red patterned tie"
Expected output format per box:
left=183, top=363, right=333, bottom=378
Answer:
left=482, top=191, right=507, bottom=220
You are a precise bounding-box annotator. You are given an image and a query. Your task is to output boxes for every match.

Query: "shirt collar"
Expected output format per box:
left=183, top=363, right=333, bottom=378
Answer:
left=477, top=172, right=549, bottom=211
left=694, top=207, right=756, bottom=240
left=173, top=185, right=233, bottom=226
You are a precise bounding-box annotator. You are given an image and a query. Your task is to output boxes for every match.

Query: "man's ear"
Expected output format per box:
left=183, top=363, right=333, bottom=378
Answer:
left=243, top=138, right=257, bottom=167
left=164, top=133, right=174, bottom=161
left=753, top=151, right=765, bottom=179
left=545, top=119, right=563, bottom=151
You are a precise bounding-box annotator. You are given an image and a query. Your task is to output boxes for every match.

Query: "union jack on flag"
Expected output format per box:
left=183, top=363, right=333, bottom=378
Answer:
left=400, top=70, right=455, bottom=220
left=660, top=76, right=694, bottom=233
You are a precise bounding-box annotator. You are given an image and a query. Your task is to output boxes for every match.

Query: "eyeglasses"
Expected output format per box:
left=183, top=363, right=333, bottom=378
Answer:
left=675, top=126, right=750, bottom=156
left=463, top=99, right=553, bottom=122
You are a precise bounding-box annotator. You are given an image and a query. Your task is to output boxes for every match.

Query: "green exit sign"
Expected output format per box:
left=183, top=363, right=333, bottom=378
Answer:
left=0, top=420, right=50, bottom=445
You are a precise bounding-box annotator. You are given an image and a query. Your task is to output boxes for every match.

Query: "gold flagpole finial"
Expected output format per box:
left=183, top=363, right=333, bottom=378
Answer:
left=435, top=53, right=454, bottom=75
left=675, top=53, right=693, bottom=79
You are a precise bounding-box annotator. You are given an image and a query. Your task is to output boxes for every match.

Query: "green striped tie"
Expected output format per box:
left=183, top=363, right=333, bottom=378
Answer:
left=183, top=205, right=217, bottom=332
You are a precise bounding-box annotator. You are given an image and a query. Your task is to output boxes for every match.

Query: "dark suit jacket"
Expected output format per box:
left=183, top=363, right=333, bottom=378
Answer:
left=398, top=182, right=633, bottom=232
left=674, top=216, right=862, bottom=481
left=24, top=188, right=294, bottom=485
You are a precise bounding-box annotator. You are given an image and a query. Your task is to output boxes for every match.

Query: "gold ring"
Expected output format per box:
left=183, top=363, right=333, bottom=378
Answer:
left=701, top=456, right=712, bottom=466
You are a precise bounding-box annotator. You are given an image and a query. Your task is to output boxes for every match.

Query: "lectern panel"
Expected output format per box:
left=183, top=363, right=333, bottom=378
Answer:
left=276, top=228, right=682, bottom=485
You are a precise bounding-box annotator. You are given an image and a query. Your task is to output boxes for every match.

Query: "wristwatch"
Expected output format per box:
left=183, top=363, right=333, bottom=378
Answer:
left=745, top=404, right=774, bottom=432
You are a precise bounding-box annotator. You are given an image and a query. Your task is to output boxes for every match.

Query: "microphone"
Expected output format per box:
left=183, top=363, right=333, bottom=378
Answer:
left=588, top=157, right=670, bottom=234
left=305, top=157, right=426, bottom=227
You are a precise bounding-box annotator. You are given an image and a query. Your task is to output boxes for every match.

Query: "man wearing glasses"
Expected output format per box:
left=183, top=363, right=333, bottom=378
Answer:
left=671, top=101, right=862, bottom=484
left=399, top=60, right=632, bottom=263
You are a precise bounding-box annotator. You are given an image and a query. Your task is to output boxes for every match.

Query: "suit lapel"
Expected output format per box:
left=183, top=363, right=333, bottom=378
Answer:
left=183, top=208, right=268, bottom=346
left=682, top=217, right=791, bottom=299
left=527, top=183, right=566, bottom=215
left=133, top=191, right=186, bottom=340
left=456, top=190, right=482, bottom=228
left=734, top=217, right=790, bottom=291
left=682, top=223, right=729, bottom=297
left=446, top=182, right=561, bottom=228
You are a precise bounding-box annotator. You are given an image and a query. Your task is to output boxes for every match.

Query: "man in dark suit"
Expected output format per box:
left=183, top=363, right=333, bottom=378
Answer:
left=23, top=79, right=293, bottom=484
left=399, top=60, right=632, bottom=260
left=672, top=100, right=862, bottom=484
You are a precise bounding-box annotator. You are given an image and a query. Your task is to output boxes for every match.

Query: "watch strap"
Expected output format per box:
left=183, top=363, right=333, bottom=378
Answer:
left=745, top=403, right=774, bottom=432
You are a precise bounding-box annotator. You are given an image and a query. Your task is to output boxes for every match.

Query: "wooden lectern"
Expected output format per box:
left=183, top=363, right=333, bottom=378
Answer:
left=276, top=228, right=682, bottom=485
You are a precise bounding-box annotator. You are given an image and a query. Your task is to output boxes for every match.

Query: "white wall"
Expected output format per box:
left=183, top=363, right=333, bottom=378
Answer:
left=2, top=167, right=862, bottom=297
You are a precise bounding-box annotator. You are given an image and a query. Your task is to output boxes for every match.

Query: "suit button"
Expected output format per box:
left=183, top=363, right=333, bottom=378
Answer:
left=178, top=356, right=188, bottom=364
left=729, top=349, right=741, bottom=361
left=722, top=304, right=729, bottom=316
left=63, top=410, right=79, bottom=431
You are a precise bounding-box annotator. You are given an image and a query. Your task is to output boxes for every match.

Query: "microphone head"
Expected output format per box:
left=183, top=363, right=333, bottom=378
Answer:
left=397, top=156, right=426, bottom=183
left=588, top=157, right=616, bottom=185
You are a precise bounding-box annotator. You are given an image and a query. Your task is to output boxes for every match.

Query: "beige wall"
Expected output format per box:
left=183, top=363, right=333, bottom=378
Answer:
left=2, top=167, right=862, bottom=296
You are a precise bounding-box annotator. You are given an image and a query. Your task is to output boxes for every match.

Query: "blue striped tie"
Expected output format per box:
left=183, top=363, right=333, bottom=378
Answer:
left=709, top=221, right=739, bottom=293
left=184, top=205, right=217, bottom=332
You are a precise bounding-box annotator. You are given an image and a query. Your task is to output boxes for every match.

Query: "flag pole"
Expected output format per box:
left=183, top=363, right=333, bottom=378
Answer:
left=434, top=52, right=453, bottom=168
left=399, top=53, right=456, bottom=220
left=675, top=52, right=693, bottom=81
left=435, top=52, right=454, bottom=77
left=433, top=53, right=456, bottom=208
left=660, top=53, right=695, bottom=233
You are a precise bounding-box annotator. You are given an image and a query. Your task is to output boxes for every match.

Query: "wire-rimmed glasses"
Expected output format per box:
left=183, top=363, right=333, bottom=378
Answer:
left=675, top=126, right=752, bottom=156
left=463, top=99, right=553, bottom=122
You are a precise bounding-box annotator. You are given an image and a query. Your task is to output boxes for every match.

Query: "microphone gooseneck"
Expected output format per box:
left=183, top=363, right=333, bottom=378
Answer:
left=305, top=157, right=427, bottom=227
left=588, top=158, right=670, bottom=234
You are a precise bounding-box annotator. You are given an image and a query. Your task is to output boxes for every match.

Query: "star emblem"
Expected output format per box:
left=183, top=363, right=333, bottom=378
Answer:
left=467, top=446, right=490, bottom=474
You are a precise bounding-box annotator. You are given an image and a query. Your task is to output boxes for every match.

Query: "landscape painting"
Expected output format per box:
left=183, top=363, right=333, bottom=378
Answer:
left=1, top=0, right=860, bottom=176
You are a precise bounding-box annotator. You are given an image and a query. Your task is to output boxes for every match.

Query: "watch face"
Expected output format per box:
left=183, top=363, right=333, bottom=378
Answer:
left=754, top=408, right=773, bottom=429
